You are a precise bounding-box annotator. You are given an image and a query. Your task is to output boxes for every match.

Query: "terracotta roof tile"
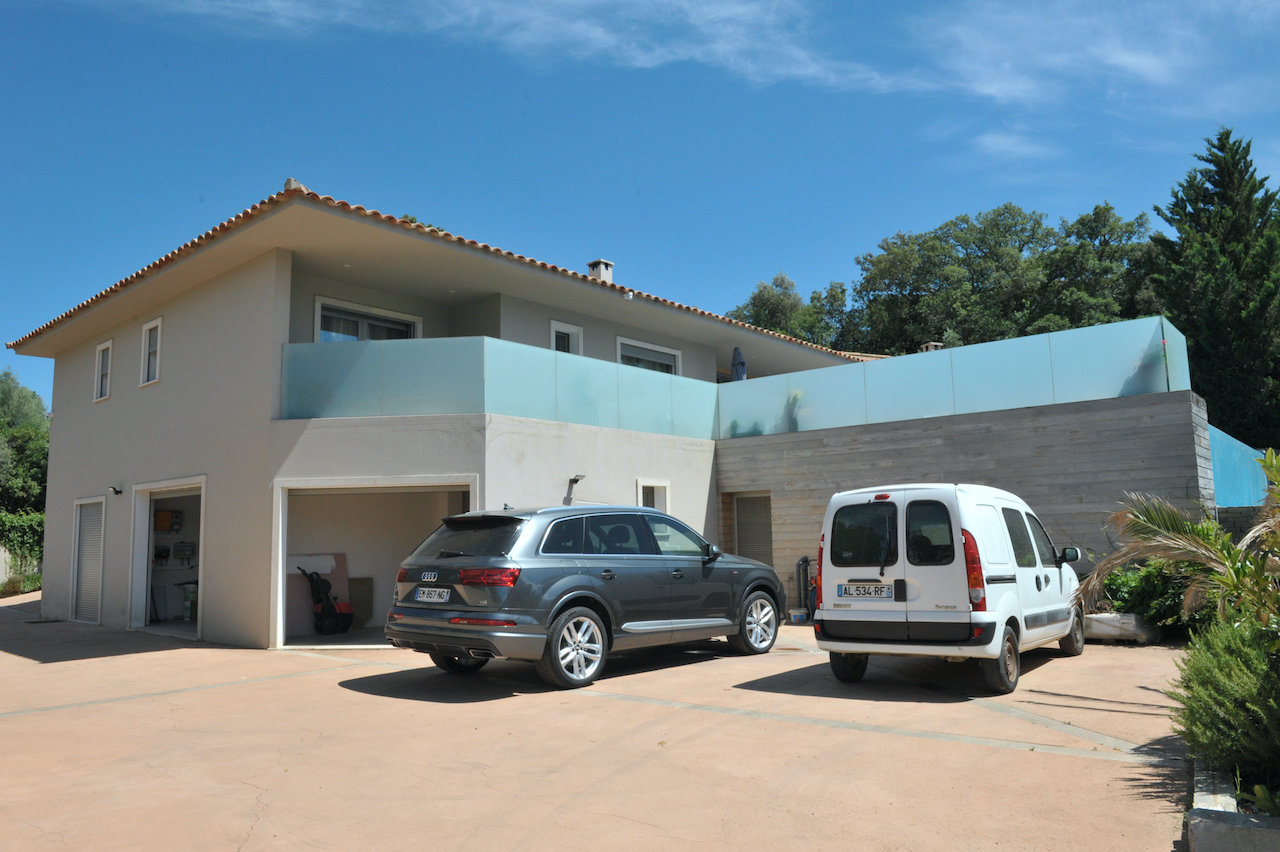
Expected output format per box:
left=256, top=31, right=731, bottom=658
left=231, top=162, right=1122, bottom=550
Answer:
left=7, top=185, right=880, bottom=362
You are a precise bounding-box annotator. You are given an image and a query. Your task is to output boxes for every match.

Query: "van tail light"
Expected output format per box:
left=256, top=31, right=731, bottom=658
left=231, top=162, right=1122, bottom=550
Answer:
left=962, top=529, right=986, bottom=612
left=459, top=567, right=521, bottom=587
left=815, top=534, right=824, bottom=611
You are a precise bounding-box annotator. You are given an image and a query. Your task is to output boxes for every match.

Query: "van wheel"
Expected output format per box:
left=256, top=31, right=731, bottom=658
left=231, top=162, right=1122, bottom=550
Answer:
left=727, top=591, right=779, bottom=654
left=1059, top=607, right=1086, bottom=656
left=980, top=627, right=1020, bottom=694
left=829, top=652, right=869, bottom=683
left=536, top=607, right=607, bottom=689
left=430, top=653, right=489, bottom=674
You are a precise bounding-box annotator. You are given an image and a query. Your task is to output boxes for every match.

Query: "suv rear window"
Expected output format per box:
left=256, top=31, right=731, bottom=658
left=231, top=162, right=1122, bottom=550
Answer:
left=1001, top=508, right=1037, bottom=568
left=830, top=503, right=897, bottom=567
left=410, top=516, right=525, bottom=560
left=906, top=501, right=955, bottom=565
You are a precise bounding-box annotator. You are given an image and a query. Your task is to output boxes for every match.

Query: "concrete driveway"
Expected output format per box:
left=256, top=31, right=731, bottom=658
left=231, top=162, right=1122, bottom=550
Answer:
left=0, top=592, right=1188, bottom=851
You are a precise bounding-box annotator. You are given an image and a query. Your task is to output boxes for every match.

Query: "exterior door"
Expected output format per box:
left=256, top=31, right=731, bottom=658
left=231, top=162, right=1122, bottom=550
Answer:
left=645, top=515, right=735, bottom=627
left=1001, top=506, right=1051, bottom=643
left=74, top=500, right=105, bottom=623
left=583, top=514, right=672, bottom=648
left=1026, top=513, right=1071, bottom=637
left=822, top=490, right=907, bottom=640
left=734, top=495, right=773, bottom=567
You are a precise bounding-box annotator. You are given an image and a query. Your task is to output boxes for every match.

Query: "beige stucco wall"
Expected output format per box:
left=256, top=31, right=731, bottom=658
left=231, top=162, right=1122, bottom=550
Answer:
left=494, top=294, right=720, bottom=382
left=42, top=248, right=293, bottom=647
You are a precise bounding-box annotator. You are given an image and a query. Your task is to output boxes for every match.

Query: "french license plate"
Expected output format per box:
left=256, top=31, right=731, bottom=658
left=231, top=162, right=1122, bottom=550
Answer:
left=415, top=587, right=450, bottom=603
left=838, top=583, right=893, bottom=599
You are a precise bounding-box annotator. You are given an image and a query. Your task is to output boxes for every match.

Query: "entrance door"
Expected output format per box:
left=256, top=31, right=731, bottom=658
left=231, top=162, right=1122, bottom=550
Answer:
left=74, top=500, right=105, bottom=623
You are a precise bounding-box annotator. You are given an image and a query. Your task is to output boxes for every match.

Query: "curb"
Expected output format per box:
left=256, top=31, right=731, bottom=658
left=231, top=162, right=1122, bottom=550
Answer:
left=1188, top=761, right=1280, bottom=851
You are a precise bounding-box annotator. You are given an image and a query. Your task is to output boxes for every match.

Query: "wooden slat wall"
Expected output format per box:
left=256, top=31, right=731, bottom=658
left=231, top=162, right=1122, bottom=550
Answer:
left=715, top=391, right=1213, bottom=602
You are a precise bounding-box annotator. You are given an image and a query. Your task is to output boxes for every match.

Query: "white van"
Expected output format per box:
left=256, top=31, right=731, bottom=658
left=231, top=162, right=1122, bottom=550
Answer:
left=814, top=484, right=1084, bottom=693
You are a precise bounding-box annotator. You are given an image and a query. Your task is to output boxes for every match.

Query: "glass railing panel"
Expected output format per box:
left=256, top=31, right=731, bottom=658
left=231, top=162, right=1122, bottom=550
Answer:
left=717, top=372, right=791, bottom=439
left=618, top=366, right=674, bottom=435
left=671, top=375, right=719, bottom=440
left=950, top=335, right=1055, bottom=415
left=1049, top=316, right=1166, bottom=404
left=864, top=349, right=956, bottom=424
left=380, top=337, right=486, bottom=416
left=281, top=341, right=383, bottom=418
left=556, top=353, right=620, bottom=429
left=785, top=363, right=868, bottom=432
left=1160, top=318, right=1192, bottom=392
left=483, top=338, right=557, bottom=421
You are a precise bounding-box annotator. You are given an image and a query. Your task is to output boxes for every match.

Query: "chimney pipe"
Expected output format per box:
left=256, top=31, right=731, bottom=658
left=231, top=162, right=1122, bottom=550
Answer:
left=587, top=259, right=614, bottom=284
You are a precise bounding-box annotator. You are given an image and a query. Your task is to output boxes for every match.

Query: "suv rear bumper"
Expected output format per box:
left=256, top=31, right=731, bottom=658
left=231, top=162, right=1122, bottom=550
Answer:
left=385, top=617, right=546, bottom=662
left=814, top=618, right=1000, bottom=658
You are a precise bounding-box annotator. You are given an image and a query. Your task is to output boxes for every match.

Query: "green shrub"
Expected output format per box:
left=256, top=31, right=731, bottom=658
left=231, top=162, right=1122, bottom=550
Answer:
left=0, top=510, right=43, bottom=569
left=1169, top=614, right=1280, bottom=788
left=1103, top=559, right=1216, bottom=635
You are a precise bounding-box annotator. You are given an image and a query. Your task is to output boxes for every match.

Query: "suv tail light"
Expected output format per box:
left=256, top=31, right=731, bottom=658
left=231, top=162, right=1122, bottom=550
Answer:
left=459, top=567, right=521, bottom=587
left=815, top=534, right=824, bottom=611
left=396, top=568, right=409, bottom=582
left=962, top=529, right=986, bottom=612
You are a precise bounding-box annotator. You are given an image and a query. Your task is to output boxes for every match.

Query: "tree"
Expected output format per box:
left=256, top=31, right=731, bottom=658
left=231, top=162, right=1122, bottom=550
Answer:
left=0, top=369, right=47, bottom=432
left=1151, top=128, right=1280, bottom=449
left=0, top=370, right=48, bottom=515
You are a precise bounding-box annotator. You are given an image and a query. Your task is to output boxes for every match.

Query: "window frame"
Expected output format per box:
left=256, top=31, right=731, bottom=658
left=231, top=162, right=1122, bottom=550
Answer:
left=139, top=318, right=162, bottom=387
left=636, top=478, right=669, bottom=512
left=616, top=336, right=682, bottom=376
left=313, top=296, right=423, bottom=342
left=93, top=340, right=113, bottom=402
left=550, top=320, right=584, bottom=355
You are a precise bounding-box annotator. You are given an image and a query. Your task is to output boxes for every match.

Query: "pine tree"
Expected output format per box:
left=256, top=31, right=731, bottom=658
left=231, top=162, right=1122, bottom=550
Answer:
left=1152, top=128, right=1280, bottom=449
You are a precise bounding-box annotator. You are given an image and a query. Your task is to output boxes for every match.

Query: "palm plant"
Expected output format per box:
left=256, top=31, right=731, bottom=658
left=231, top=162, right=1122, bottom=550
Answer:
left=1081, top=450, right=1280, bottom=630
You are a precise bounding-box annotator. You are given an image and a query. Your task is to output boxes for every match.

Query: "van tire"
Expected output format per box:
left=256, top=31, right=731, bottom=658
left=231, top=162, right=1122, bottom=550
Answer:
left=980, top=627, right=1020, bottom=694
left=1059, top=606, right=1085, bottom=656
left=430, top=653, right=489, bottom=674
left=829, top=652, right=869, bottom=683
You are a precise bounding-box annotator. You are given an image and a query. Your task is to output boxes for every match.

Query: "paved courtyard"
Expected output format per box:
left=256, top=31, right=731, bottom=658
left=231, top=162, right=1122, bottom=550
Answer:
left=0, top=591, right=1189, bottom=851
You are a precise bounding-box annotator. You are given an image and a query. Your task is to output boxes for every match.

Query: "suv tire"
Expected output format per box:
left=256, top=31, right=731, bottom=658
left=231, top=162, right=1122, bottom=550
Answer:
left=829, top=652, right=869, bottom=683
left=430, top=653, right=489, bottom=674
left=1059, top=606, right=1085, bottom=656
left=727, top=590, right=779, bottom=655
left=980, top=626, right=1020, bottom=694
left=537, top=607, right=608, bottom=689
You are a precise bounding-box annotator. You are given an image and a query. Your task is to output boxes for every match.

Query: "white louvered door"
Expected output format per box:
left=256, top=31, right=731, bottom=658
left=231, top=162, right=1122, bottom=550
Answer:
left=75, top=501, right=104, bottom=623
left=734, top=494, right=774, bottom=567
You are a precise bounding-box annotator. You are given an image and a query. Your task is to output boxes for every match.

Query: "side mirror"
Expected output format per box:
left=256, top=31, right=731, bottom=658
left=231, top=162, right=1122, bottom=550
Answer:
left=1059, top=547, right=1080, bottom=565
left=704, top=544, right=723, bottom=564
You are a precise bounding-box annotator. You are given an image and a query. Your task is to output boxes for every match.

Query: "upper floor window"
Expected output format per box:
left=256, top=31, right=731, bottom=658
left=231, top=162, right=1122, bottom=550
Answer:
left=617, top=336, right=682, bottom=376
left=314, top=297, right=421, bottom=342
left=94, top=341, right=112, bottom=401
left=550, top=321, right=583, bottom=355
left=140, top=318, right=161, bottom=386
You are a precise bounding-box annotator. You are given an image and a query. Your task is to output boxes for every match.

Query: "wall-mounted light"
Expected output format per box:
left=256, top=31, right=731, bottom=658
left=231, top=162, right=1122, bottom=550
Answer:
left=564, top=474, right=587, bottom=506
left=109, top=487, right=122, bottom=496
left=623, top=291, right=634, bottom=301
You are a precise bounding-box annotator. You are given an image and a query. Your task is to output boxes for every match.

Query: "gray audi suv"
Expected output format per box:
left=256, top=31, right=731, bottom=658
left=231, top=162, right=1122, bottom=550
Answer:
left=385, top=506, right=786, bottom=688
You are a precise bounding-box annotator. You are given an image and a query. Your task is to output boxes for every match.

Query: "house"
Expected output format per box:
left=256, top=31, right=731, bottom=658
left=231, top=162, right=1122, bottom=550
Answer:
left=8, top=181, right=1267, bottom=649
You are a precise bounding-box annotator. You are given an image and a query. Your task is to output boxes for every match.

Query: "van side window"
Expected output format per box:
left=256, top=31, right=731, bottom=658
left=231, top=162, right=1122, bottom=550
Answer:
left=1025, top=514, right=1057, bottom=566
left=906, top=501, right=954, bottom=565
left=586, top=514, right=657, bottom=555
left=1001, top=508, right=1037, bottom=568
left=830, top=503, right=897, bottom=567
left=542, top=517, right=585, bottom=554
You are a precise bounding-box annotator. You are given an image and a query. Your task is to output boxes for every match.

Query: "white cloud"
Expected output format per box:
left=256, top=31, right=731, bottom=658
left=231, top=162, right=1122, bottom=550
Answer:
left=105, top=0, right=926, bottom=91
left=974, top=131, right=1058, bottom=159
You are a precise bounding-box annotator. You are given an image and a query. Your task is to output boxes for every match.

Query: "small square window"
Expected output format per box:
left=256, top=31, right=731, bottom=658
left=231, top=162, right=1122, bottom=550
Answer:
left=550, top=321, right=583, bottom=355
left=140, top=319, right=161, bottom=386
left=94, top=341, right=112, bottom=401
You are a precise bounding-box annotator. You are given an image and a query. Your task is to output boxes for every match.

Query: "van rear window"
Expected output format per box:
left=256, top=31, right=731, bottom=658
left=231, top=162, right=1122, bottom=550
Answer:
left=906, top=501, right=955, bottom=565
left=830, top=503, right=897, bottom=567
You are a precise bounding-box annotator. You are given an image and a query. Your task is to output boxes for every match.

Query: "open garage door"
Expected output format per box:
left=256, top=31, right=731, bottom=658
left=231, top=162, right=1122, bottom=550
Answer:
left=284, top=487, right=468, bottom=647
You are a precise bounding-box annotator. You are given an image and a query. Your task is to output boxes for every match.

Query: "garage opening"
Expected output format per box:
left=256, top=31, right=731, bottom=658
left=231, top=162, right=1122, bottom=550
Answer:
left=284, top=487, right=468, bottom=647
left=145, top=489, right=202, bottom=638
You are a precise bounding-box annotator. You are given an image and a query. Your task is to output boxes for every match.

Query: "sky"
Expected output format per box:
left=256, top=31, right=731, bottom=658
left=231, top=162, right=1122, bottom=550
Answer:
left=3, top=0, right=1279, bottom=407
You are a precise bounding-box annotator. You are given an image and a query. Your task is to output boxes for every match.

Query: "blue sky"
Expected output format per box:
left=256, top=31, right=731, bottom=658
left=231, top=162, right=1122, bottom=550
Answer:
left=3, top=0, right=1279, bottom=407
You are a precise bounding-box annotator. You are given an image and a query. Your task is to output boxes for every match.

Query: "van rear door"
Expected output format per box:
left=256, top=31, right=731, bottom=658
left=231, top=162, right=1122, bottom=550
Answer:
left=821, top=490, right=907, bottom=641
left=902, top=495, right=969, bottom=642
